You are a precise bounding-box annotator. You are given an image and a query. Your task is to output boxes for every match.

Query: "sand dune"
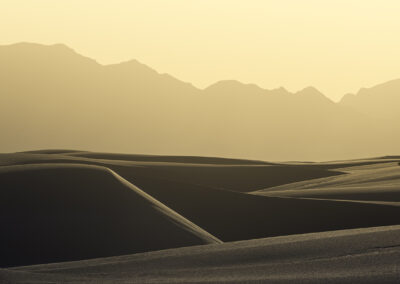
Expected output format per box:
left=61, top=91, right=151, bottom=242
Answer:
left=21, top=149, right=83, bottom=155
left=2, top=151, right=400, bottom=282
left=0, top=163, right=220, bottom=267
left=2, top=225, right=400, bottom=283
left=115, top=171, right=400, bottom=241
left=254, top=161, right=400, bottom=202
left=0, top=151, right=342, bottom=192
left=66, top=151, right=272, bottom=165
left=2, top=152, right=400, bottom=243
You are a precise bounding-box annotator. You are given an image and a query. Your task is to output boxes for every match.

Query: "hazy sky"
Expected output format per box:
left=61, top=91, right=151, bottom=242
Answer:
left=1, top=0, right=400, bottom=101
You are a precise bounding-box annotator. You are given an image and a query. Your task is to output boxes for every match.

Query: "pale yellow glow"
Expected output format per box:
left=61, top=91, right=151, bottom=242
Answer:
left=1, top=0, right=400, bottom=101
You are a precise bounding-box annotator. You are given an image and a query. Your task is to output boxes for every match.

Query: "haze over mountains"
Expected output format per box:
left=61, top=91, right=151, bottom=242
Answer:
left=1, top=42, right=399, bottom=161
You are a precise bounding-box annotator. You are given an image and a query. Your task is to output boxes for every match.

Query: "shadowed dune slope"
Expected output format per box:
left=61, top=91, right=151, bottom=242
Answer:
left=109, top=168, right=400, bottom=241
left=2, top=152, right=400, bottom=243
left=111, top=163, right=342, bottom=192
left=2, top=225, right=400, bottom=283
left=0, top=164, right=220, bottom=267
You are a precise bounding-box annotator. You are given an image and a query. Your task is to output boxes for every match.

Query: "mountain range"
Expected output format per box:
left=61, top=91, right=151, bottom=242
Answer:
left=0, top=42, right=399, bottom=161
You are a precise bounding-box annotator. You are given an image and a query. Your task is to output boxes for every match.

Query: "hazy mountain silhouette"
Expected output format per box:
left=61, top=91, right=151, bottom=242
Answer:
left=0, top=42, right=399, bottom=160
left=340, top=78, right=400, bottom=119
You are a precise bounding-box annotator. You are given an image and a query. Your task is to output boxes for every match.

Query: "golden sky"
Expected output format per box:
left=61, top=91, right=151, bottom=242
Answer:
left=1, top=0, right=400, bottom=101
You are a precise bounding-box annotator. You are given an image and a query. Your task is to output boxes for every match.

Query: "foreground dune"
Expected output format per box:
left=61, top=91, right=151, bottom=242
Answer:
left=1, top=150, right=400, bottom=282
left=0, top=163, right=220, bottom=267
left=2, top=225, right=400, bottom=283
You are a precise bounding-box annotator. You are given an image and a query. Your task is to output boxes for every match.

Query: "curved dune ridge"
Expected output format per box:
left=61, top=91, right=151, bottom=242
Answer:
left=66, top=151, right=273, bottom=165
left=2, top=152, right=400, bottom=243
left=0, top=151, right=344, bottom=192
left=2, top=225, right=400, bottom=283
left=0, top=163, right=220, bottom=267
left=1, top=151, right=400, bottom=282
left=254, top=161, right=400, bottom=203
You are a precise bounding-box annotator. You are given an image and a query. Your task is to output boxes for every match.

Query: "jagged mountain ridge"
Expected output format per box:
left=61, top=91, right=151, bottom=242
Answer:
left=0, top=42, right=399, bottom=161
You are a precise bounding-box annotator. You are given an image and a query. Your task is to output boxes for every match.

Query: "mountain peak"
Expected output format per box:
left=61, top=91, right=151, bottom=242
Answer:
left=107, top=58, right=157, bottom=74
left=0, top=42, right=100, bottom=67
left=206, top=79, right=252, bottom=88
left=205, top=80, right=266, bottom=95
left=297, top=86, right=321, bottom=95
left=4, top=42, right=77, bottom=54
left=338, top=78, right=400, bottom=118
left=356, top=78, right=400, bottom=97
left=296, top=86, right=333, bottom=103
